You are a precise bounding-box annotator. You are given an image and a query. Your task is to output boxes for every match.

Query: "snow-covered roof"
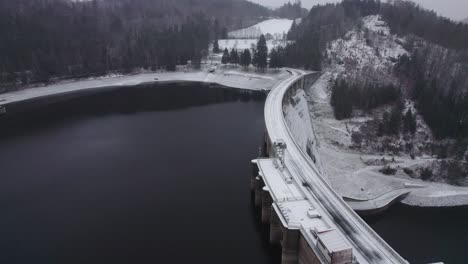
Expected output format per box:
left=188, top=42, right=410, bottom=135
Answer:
left=317, top=229, right=352, bottom=253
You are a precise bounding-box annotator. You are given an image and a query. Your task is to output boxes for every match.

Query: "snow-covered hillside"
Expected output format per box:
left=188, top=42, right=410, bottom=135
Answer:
left=228, top=18, right=293, bottom=39
left=325, top=15, right=408, bottom=84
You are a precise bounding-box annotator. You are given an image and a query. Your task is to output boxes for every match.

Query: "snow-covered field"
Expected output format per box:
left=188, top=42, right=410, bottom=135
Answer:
left=0, top=66, right=290, bottom=106
left=216, top=18, right=294, bottom=53
left=228, top=18, right=293, bottom=39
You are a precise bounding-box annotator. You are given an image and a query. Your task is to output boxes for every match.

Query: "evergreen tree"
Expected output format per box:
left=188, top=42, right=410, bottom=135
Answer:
left=213, top=39, right=220, bottom=53
left=331, top=81, right=353, bottom=120
left=403, top=109, right=417, bottom=134
left=230, top=49, right=239, bottom=64
left=276, top=47, right=286, bottom=68
left=254, top=34, right=268, bottom=70
left=269, top=48, right=278, bottom=69
left=221, top=48, right=230, bottom=64
left=388, top=100, right=404, bottom=135
left=240, top=49, right=252, bottom=68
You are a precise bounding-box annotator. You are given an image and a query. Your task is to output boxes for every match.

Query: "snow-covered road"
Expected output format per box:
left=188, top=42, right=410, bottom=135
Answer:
left=264, top=69, right=407, bottom=263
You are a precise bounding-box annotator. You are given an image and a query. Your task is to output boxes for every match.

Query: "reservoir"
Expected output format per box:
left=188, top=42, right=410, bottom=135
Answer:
left=0, top=83, right=279, bottom=264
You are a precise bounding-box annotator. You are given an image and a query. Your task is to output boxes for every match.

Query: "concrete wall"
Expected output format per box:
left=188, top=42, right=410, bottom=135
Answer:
left=282, top=73, right=322, bottom=168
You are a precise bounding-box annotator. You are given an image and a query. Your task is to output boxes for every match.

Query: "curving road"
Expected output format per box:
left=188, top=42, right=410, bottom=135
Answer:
left=264, top=69, right=407, bottom=263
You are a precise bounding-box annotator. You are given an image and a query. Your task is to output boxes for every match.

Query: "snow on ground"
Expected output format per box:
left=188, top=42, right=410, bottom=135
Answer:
left=228, top=18, right=293, bottom=39
left=0, top=65, right=290, bottom=106
left=325, top=15, right=407, bottom=83
left=305, top=72, right=468, bottom=208
left=217, top=39, right=290, bottom=52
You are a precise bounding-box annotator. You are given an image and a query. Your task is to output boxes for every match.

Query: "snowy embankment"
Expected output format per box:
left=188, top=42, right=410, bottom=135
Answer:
left=307, top=72, right=468, bottom=209
left=0, top=66, right=290, bottom=107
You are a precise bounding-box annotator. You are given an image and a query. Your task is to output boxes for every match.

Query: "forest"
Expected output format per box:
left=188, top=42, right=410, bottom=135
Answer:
left=288, top=0, right=468, bottom=139
left=0, top=0, right=270, bottom=86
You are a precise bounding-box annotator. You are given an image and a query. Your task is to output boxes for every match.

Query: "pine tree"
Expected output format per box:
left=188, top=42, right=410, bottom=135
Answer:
left=213, top=39, right=220, bottom=53
left=403, top=109, right=417, bottom=134
left=331, top=81, right=352, bottom=120
left=388, top=101, right=403, bottom=135
left=269, top=48, right=278, bottom=69
left=240, top=49, right=251, bottom=68
left=230, top=49, right=239, bottom=64
left=276, top=47, right=285, bottom=68
left=221, top=48, right=230, bottom=64
left=255, top=34, right=268, bottom=70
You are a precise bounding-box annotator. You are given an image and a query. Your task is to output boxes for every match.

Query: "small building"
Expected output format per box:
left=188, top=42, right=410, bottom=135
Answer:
left=316, top=229, right=353, bottom=264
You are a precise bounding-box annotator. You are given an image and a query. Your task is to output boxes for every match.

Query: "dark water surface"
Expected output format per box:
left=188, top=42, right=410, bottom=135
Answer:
left=0, top=83, right=278, bottom=264
left=1, top=82, right=467, bottom=264
left=365, top=203, right=468, bottom=264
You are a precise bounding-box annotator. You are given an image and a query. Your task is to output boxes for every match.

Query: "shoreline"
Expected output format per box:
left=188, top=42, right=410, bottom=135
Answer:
left=0, top=66, right=290, bottom=108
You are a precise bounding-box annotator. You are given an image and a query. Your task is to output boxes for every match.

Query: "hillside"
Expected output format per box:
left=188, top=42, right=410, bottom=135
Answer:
left=287, top=0, right=468, bottom=138
left=463, top=17, right=468, bottom=24
left=0, top=0, right=270, bottom=88
left=289, top=0, right=468, bottom=193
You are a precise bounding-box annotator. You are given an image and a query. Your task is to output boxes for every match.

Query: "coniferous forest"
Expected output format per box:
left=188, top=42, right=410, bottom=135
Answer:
left=0, top=0, right=270, bottom=85
left=287, top=0, right=468, bottom=139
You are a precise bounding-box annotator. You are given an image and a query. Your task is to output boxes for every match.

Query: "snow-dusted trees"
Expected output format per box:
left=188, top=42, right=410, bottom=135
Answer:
left=0, top=0, right=270, bottom=86
left=221, top=49, right=230, bottom=64
left=331, top=79, right=401, bottom=120
left=330, top=81, right=353, bottom=120
left=403, top=109, right=417, bottom=135
left=273, top=1, right=307, bottom=19
left=253, top=35, right=268, bottom=70
left=240, top=49, right=252, bottom=68
left=269, top=47, right=286, bottom=69
left=230, top=49, right=240, bottom=64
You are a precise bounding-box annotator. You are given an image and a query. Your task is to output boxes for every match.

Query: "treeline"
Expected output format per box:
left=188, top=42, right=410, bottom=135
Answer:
left=218, top=35, right=286, bottom=70
left=377, top=100, right=417, bottom=136
left=331, top=79, right=400, bottom=119
left=0, top=0, right=270, bottom=86
left=381, top=0, right=468, bottom=50
left=396, top=50, right=468, bottom=139
left=413, top=77, right=468, bottom=139
left=286, top=0, right=468, bottom=69
left=273, top=1, right=308, bottom=19
left=289, top=0, right=468, bottom=139
left=285, top=0, right=382, bottom=70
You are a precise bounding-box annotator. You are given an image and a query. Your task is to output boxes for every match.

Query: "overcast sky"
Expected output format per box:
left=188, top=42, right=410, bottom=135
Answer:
left=249, top=0, right=468, bottom=21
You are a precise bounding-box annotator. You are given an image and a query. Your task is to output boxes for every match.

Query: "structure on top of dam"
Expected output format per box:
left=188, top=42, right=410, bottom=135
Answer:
left=250, top=69, right=408, bottom=264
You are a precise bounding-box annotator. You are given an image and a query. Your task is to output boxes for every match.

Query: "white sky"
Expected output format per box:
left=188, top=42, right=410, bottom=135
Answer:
left=249, top=0, right=468, bottom=21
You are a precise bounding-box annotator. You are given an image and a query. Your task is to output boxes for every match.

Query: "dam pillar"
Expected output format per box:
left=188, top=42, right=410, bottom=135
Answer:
left=250, top=161, right=259, bottom=192
left=281, top=227, right=300, bottom=264
left=254, top=176, right=264, bottom=208
left=261, top=188, right=272, bottom=224
left=264, top=130, right=271, bottom=157
left=270, top=207, right=282, bottom=244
